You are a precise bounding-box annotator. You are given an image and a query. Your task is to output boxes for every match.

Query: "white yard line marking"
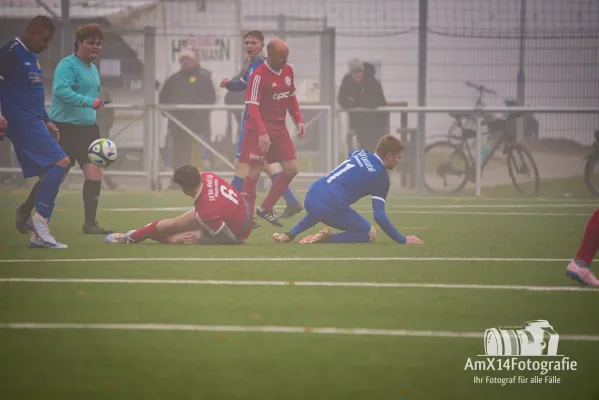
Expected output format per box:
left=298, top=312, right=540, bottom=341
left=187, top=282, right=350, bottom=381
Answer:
left=1, top=278, right=595, bottom=292
left=0, top=257, right=571, bottom=264
left=0, top=322, right=596, bottom=342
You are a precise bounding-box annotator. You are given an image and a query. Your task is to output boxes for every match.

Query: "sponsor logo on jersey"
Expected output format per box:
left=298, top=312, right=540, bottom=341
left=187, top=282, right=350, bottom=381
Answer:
left=273, top=91, right=291, bottom=100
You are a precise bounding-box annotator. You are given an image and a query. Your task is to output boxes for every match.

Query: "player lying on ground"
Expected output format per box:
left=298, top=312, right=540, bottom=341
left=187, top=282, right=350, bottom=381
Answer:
left=272, top=135, right=424, bottom=245
left=566, top=208, right=599, bottom=287
left=105, top=165, right=252, bottom=245
left=220, top=30, right=303, bottom=223
left=239, top=38, right=305, bottom=228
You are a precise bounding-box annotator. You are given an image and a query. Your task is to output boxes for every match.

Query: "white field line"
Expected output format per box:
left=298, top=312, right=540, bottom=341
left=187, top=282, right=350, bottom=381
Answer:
left=0, top=322, right=597, bottom=342
left=1, top=278, right=596, bottom=293
left=0, top=257, right=572, bottom=264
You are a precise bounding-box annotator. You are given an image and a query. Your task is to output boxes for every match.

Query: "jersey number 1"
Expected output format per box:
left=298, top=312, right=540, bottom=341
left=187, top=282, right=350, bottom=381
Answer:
left=326, top=160, right=355, bottom=183
left=221, top=185, right=239, bottom=205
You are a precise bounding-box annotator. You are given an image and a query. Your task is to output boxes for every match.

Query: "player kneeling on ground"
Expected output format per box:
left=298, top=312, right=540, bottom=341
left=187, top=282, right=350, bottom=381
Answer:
left=105, top=165, right=252, bottom=245
left=273, top=135, right=424, bottom=245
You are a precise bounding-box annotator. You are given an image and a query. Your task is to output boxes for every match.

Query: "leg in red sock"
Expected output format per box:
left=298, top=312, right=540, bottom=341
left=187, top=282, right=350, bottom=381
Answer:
left=575, top=208, right=599, bottom=266
left=261, top=172, right=295, bottom=211
left=130, top=221, right=160, bottom=242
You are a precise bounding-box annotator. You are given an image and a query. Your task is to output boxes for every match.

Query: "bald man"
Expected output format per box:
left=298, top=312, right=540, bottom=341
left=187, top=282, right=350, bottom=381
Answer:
left=238, top=38, right=305, bottom=227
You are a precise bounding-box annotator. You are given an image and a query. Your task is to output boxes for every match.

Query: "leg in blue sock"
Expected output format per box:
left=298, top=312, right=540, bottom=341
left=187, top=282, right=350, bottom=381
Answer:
left=231, top=175, right=245, bottom=193
left=289, top=212, right=320, bottom=238
left=271, top=172, right=300, bottom=206
left=321, top=206, right=373, bottom=244
left=35, top=164, right=68, bottom=220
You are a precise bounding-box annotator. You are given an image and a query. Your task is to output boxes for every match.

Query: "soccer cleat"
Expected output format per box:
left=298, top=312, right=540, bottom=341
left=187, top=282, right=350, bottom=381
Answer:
left=29, top=214, right=58, bottom=246
left=299, top=227, right=332, bottom=244
left=104, top=230, right=136, bottom=244
left=280, top=203, right=304, bottom=219
left=252, top=218, right=262, bottom=230
left=566, top=260, right=599, bottom=287
left=256, top=206, right=283, bottom=227
left=272, top=232, right=293, bottom=243
left=15, top=207, right=31, bottom=234
left=29, top=233, right=68, bottom=249
left=83, top=221, right=114, bottom=235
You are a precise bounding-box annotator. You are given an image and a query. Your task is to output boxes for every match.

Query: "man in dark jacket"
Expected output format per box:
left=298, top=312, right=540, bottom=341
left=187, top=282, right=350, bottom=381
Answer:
left=337, top=58, right=388, bottom=153
left=159, top=49, right=216, bottom=170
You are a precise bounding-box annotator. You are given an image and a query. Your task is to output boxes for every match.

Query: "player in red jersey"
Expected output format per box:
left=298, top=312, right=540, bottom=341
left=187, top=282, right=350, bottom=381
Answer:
left=104, top=165, right=252, bottom=245
left=239, top=38, right=305, bottom=227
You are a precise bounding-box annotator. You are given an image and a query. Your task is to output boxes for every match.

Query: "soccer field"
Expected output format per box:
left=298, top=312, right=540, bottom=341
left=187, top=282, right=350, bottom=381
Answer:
left=0, top=187, right=598, bottom=400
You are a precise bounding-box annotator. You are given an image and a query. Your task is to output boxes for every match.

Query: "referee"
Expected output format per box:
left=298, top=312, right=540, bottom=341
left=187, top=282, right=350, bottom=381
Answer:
left=47, top=23, right=112, bottom=234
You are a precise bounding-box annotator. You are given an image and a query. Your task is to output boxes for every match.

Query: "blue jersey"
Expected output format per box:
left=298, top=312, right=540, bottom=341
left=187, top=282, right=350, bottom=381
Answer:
left=312, top=150, right=390, bottom=207
left=0, top=38, right=49, bottom=125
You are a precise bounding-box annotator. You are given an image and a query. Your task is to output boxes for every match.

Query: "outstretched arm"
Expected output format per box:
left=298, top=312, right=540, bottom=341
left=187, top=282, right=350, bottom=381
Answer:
left=372, top=197, right=407, bottom=244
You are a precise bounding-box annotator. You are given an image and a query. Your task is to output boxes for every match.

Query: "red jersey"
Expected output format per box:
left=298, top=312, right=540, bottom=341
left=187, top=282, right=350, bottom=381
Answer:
left=244, top=61, right=302, bottom=133
left=193, top=172, right=250, bottom=240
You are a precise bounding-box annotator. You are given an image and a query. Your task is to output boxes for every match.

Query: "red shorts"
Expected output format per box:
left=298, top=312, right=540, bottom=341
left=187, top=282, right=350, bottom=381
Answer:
left=239, top=122, right=296, bottom=165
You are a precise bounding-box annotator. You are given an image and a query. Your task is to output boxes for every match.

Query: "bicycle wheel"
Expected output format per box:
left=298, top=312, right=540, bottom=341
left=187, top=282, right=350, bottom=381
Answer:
left=424, top=141, right=470, bottom=194
left=506, top=144, right=540, bottom=196
left=584, top=153, right=599, bottom=197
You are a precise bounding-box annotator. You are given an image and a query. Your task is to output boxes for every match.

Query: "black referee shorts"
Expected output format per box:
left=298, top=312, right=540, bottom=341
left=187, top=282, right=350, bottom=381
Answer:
left=54, top=122, right=101, bottom=168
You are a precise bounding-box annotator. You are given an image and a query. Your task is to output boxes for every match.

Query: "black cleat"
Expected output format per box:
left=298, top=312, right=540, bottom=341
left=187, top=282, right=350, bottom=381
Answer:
left=83, top=221, right=114, bottom=235
left=280, top=203, right=304, bottom=219
left=251, top=218, right=262, bottom=230
left=15, top=207, right=31, bottom=234
left=256, top=207, right=283, bottom=227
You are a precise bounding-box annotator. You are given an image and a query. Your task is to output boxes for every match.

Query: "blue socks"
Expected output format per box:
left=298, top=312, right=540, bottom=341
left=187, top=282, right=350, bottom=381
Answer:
left=231, top=175, right=245, bottom=193
left=231, top=173, right=300, bottom=207
left=289, top=213, right=320, bottom=237
left=271, top=172, right=300, bottom=206
left=328, top=231, right=370, bottom=243
left=35, top=164, right=68, bottom=219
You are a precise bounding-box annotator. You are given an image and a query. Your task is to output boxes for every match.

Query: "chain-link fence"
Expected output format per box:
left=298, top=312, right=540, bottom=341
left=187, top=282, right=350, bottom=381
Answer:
left=1, top=0, right=597, bottom=197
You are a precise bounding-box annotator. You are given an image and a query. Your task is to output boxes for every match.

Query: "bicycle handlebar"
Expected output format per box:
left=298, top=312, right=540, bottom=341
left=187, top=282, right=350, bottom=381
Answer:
left=465, top=81, right=496, bottom=95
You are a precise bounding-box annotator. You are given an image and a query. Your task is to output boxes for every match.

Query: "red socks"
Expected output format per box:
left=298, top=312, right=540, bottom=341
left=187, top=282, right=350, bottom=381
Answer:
left=575, top=208, right=599, bottom=265
left=261, top=172, right=295, bottom=211
left=131, top=221, right=159, bottom=242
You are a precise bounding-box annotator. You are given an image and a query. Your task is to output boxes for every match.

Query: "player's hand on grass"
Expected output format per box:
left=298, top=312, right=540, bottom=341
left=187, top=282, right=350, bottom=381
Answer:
left=92, top=98, right=105, bottom=110
left=46, top=122, right=59, bottom=140
left=296, top=122, right=305, bottom=138
left=405, top=235, right=424, bottom=245
left=259, top=133, right=271, bottom=153
left=219, top=78, right=228, bottom=88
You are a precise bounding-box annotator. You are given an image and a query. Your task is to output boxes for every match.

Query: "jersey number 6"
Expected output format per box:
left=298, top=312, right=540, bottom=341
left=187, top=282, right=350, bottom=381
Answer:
left=221, top=185, right=239, bottom=205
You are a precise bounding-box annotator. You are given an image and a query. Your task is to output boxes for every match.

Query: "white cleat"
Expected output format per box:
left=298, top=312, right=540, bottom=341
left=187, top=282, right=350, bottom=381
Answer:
left=29, top=234, right=68, bottom=249
left=29, top=214, right=58, bottom=246
left=566, top=260, right=599, bottom=287
left=104, top=230, right=136, bottom=244
left=299, top=227, right=332, bottom=244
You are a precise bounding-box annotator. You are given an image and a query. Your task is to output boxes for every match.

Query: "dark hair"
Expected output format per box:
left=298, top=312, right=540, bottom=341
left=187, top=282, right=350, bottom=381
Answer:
left=172, top=165, right=202, bottom=191
left=244, top=30, right=264, bottom=42
left=26, top=15, right=55, bottom=33
left=375, top=135, right=404, bottom=158
left=74, top=23, right=104, bottom=51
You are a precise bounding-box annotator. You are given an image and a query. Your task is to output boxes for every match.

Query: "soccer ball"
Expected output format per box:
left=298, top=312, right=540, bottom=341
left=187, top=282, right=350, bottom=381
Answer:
left=88, top=138, right=118, bottom=168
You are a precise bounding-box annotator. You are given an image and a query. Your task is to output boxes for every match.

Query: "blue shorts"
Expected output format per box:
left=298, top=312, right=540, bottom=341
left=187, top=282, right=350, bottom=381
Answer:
left=304, top=191, right=371, bottom=233
left=6, top=120, right=66, bottom=178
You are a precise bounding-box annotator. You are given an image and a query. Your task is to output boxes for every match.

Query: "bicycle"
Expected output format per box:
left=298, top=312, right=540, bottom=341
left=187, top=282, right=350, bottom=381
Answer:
left=584, top=130, right=599, bottom=197
left=424, top=81, right=541, bottom=196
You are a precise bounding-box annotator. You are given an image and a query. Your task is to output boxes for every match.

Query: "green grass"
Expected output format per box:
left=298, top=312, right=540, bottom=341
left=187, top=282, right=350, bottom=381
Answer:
left=0, top=187, right=598, bottom=399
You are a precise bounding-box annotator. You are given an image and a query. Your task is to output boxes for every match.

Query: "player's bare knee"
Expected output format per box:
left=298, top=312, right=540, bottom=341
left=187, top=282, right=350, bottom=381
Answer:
left=368, top=227, right=377, bottom=242
left=283, top=165, right=299, bottom=177
left=56, top=157, right=70, bottom=168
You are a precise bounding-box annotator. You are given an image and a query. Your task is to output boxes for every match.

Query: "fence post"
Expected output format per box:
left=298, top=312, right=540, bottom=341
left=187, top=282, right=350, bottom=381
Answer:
left=143, top=26, right=157, bottom=190
left=320, top=27, right=336, bottom=172
left=416, top=0, right=429, bottom=193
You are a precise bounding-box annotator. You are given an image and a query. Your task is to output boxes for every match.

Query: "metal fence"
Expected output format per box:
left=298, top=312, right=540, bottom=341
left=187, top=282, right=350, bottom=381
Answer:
left=0, top=0, right=598, bottom=198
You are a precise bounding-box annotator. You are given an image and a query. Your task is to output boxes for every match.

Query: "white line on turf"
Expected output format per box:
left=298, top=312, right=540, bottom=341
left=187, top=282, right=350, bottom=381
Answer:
left=0, top=322, right=597, bottom=341
left=0, top=257, right=572, bottom=263
left=1, top=278, right=595, bottom=292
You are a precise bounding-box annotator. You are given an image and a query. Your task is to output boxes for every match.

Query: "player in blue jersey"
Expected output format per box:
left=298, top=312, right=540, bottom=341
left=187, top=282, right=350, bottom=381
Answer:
left=272, top=135, right=424, bottom=245
left=219, top=30, right=303, bottom=224
left=0, top=16, right=71, bottom=248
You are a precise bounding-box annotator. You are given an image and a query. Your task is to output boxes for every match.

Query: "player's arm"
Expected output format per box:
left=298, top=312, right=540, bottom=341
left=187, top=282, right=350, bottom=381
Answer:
left=0, top=44, right=17, bottom=94
left=52, top=62, right=95, bottom=107
left=371, top=174, right=407, bottom=244
left=286, top=67, right=304, bottom=124
left=225, top=67, right=249, bottom=92
left=244, top=71, right=267, bottom=135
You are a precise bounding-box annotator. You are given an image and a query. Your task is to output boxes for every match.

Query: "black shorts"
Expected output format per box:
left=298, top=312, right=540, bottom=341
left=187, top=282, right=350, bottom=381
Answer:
left=54, top=122, right=101, bottom=168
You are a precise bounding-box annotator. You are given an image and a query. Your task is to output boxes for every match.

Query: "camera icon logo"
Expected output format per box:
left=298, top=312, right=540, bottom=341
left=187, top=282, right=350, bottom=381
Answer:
left=484, top=320, right=560, bottom=356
